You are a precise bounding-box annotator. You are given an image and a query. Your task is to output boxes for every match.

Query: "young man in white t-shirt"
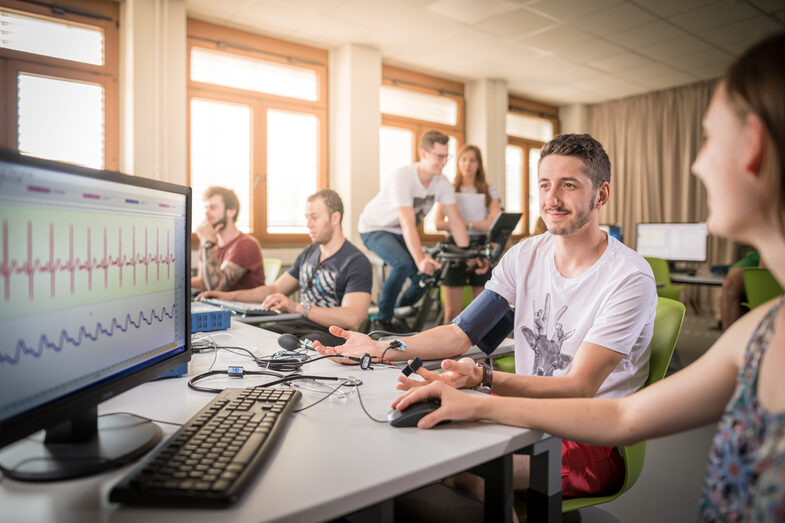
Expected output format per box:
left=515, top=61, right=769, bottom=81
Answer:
left=317, top=133, right=657, bottom=497
left=358, top=130, right=470, bottom=332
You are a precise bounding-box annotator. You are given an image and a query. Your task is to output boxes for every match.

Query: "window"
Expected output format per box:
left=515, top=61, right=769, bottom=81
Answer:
left=505, top=96, right=558, bottom=236
left=0, top=1, right=119, bottom=170
left=379, top=65, right=464, bottom=240
left=187, top=20, right=327, bottom=244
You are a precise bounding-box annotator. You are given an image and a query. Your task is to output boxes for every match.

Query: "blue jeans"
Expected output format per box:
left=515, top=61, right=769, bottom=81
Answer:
left=361, top=231, right=427, bottom=322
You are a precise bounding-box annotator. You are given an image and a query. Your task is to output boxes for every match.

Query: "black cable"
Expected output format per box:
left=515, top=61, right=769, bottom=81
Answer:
left=99, top=411, right=184, bottom=427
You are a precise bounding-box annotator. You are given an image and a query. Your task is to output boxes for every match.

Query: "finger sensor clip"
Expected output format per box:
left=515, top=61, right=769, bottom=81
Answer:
left=402, top=357, right=422, bottom=377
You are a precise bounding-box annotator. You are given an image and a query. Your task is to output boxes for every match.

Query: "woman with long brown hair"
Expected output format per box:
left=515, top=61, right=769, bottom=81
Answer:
left=435, top=144, right=501, bottom=323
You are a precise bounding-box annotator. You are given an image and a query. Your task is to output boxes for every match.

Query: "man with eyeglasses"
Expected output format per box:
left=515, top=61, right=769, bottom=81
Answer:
left=358, top=130, right=470, bottom=332
left=199, top=189, right=372, bottom=345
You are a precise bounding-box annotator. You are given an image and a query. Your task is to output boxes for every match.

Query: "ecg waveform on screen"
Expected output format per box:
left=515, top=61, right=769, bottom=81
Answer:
left=0, top=220, right=176, bottom=301
left=0, top=304, right=175, bottom=366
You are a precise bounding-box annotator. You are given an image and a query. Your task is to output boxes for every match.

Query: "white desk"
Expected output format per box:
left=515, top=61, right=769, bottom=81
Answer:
left=670, top=272, right=725, bottom=287
left=0, top=321, right=559, bottom=523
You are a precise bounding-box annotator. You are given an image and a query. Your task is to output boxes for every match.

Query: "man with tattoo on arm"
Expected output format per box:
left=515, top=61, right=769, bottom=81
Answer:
left=199, top=190, right=372, bottom=346
left=191, top=186, right=265, bottom=292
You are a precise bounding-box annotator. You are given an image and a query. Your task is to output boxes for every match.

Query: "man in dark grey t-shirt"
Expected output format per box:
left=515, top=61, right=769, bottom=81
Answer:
left=200, top=190, right=372, bottom=345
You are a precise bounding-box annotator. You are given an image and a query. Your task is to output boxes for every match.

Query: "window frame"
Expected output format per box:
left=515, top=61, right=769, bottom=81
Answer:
left=0, top=0, right=119, bottom=170
left=506, top=95, right=559, bottom=239
left=186, top=19, right=328, bottom=246
left=380, top=65, right=465, bottom=243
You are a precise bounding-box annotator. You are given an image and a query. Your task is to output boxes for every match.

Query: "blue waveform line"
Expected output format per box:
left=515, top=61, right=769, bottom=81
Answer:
left=2, top=305, right=176, bottom=365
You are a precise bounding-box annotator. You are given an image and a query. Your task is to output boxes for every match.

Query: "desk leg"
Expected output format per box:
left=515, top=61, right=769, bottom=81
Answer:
left=518, top=436, right=562, bottom=522
left=470, top=454, right=514, bottom=523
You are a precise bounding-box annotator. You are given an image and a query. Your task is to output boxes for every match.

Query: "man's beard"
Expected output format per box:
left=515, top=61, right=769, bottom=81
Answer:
left=546, top=195, right=596, bottom=236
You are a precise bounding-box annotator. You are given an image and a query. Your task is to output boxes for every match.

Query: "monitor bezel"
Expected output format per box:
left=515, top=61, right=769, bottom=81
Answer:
left=0, top=148, right=192, bottom=449
left=634, top=221, right=708, bottom=263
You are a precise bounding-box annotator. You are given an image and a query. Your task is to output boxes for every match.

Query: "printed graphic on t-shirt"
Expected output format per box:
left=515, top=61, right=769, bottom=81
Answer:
left=300, top=263, right=339, bottom=308
left=413, top=195, right=435, bottom=225
left=521, top=293, right=575, bottom=376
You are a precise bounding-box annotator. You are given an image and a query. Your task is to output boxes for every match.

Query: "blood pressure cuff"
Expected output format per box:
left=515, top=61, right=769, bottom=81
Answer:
left=452, top=289, right=514, bottom=356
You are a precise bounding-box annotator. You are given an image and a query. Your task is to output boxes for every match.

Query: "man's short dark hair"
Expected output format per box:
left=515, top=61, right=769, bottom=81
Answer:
left=203, top=186, right=240, bottom=222
left=539, top=134, right=611, bottom=190
left=308, top=189, right=344, bottom=224
left=419, top=130, right=449, bottom=151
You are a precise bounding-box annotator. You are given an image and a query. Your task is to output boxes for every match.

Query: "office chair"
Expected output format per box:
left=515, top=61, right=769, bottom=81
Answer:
left=515, top=296, right=686, bottom=517
left=741, top=267, right=784, bottom=310
left=263, top=257, right=282, bottom=285
left=645, top=257, right=684, bottom=301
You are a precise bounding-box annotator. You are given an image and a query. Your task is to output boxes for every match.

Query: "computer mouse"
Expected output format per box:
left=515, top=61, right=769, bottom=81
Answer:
left=387, top=399, right=448, bottom=428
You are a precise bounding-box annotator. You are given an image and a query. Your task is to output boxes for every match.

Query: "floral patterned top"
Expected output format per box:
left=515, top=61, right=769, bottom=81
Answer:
left=699, top=297, right=785, bottom=521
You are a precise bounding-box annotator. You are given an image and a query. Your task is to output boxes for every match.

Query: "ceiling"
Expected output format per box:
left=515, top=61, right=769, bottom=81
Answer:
left=185, top=0, right=785, bottom=106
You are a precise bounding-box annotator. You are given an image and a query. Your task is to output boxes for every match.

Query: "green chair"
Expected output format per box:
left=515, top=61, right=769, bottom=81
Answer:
left=742, top=267, right=783, bottom=310
left=516, top=297, right=686, bottom=516
left=263, top=257, right=282, bottom=285
left=645, top=257, right=684, bottom=301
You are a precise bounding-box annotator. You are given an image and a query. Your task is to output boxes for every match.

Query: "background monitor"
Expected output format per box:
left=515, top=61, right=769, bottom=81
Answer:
left=0, top=150, right=191, bottom=481
left=599, top=224, right=623, bottom=242
left=635, top=222, right=708, bottom=263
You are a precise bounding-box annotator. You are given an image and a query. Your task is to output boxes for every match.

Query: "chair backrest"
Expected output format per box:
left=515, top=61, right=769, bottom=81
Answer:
left=645, top=297, right=686, bottom=386
left=263, top=257, right=283, bottom=285
left=742, top=267, right=784, bottom=310
left=645, top=257, right=672, bottom=286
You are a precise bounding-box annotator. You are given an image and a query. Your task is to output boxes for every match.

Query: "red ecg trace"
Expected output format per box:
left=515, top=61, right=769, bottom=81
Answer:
left=1, top=219, right=175, bottom=301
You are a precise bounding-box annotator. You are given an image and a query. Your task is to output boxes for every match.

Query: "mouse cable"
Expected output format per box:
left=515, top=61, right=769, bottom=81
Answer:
left=355, top=385, right=388, bottom=424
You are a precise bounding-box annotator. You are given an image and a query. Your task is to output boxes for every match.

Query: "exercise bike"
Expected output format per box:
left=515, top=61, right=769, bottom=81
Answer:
left=404, top=212, right=522, bottom=332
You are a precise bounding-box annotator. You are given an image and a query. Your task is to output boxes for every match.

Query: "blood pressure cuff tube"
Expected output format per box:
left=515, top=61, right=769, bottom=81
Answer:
left=452, top=289, right=514, bottom=356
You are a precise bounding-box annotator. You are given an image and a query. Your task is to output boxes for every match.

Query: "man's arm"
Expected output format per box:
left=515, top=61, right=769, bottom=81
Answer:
left=201, top=246, right=248, bottom=291
left=201, top=272, right=299, bottom=302
left=315, top=322, right=474, bottom=361
left=491, top=342, right=624, bottom=398
left=303, top=292, right=371, bottom=331
left=398, top=206, right=427, bottom=267
left=440, top=203, right=469, bottom=247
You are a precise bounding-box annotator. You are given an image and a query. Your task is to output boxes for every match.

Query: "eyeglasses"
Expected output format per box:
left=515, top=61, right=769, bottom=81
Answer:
left=428, top=150, right=452, bottom=161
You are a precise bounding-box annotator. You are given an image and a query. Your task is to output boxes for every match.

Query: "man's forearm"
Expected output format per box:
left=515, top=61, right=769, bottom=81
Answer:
left=306, top=305, right=366, bottom=331
left=202, top=250, right=246, bottom=291
left=400, top=222, right=424, bottom=265
left=379, top=324, right=472, bottom=361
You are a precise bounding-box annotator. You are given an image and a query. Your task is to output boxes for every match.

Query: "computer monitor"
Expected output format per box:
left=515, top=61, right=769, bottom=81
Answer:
left=635, top=222, right=708, bottom=263
left=599, top=224, right=623, bottom=242
left=0, top=150, right=191, bottom=481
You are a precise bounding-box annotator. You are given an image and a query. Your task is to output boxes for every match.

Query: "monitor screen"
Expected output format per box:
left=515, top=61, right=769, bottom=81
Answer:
left=635, top=222, right=708, bottom=262
left=0, top=150, right=191, bottom=481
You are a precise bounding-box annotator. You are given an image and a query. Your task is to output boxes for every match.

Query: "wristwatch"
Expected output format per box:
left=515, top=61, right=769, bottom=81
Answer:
left=202, top=239, right=216, bottom=249
left=301, top=301, right=312, bottom=318
left=473, top=362, right=493, bottom=394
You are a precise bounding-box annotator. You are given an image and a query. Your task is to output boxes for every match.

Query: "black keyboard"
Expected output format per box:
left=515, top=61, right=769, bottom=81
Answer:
left=110, top=387, right=301, bottom=507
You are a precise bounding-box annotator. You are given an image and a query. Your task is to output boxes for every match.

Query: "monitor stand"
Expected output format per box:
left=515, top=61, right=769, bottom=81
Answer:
left=0, top=407, right=161, bottom=482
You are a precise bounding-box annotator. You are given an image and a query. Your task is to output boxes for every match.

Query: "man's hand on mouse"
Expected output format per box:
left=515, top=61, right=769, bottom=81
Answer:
left=391, top=382, right=483, bottom=429
left=396, top=357, right=483, bottom=391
